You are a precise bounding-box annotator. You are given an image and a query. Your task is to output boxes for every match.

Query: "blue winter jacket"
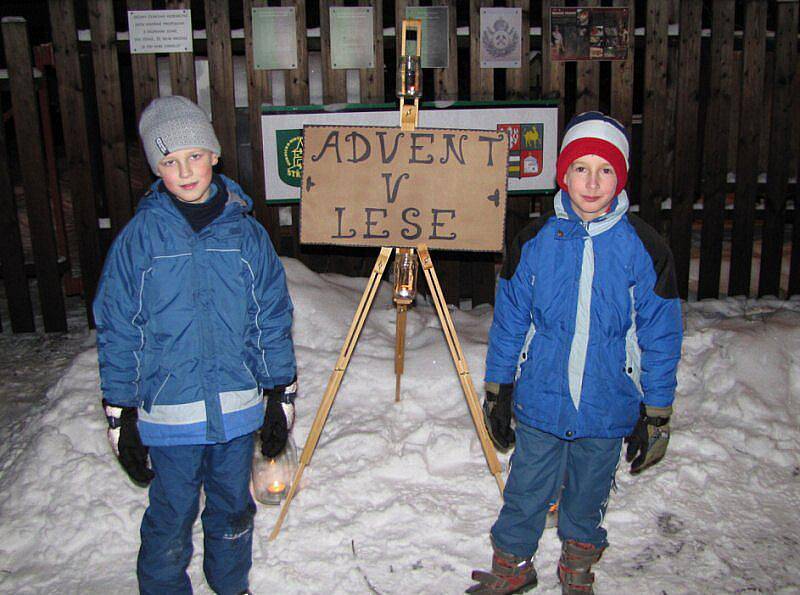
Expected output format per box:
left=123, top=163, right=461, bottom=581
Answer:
left=485, top=190, right=682, bottom=440
left=94, top=175, right=296, bottom=446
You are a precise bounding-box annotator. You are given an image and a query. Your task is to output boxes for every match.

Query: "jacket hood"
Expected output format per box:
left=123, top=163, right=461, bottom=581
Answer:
left=553, top=189, right=629, bottom=237
left=136, top=173, right=253, bottom=218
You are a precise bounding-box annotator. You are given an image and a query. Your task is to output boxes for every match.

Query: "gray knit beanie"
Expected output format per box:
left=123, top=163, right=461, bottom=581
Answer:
left=138, top=95, right=221, bottom=174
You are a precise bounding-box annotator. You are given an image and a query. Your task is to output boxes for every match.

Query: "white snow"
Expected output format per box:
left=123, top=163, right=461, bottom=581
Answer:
left=1, top=257, right=799, bottom=594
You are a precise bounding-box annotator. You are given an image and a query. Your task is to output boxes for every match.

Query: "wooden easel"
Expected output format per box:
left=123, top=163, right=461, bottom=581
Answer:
left=269, top=20, right=505, bottom=541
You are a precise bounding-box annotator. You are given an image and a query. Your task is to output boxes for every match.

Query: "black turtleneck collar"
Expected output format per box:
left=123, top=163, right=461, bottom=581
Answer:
left=162, top=174, right=227, bottom=233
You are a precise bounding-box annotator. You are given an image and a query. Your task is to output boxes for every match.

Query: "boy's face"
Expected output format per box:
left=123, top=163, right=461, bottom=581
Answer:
left=562, top=154, right=618, bottom=222
left=156, top=148, right=219, bottom=204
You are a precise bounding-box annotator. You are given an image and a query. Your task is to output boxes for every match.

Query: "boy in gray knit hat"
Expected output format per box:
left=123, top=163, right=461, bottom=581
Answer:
left=95, top=95, right=298, bottom=594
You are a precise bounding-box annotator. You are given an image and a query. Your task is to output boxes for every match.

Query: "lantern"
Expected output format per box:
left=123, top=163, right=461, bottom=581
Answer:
left=251, top=436, right=298, bottom=506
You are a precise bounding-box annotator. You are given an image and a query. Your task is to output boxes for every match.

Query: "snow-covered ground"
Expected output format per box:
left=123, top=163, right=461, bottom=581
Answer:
left=0, top=257, right=799, bottom=594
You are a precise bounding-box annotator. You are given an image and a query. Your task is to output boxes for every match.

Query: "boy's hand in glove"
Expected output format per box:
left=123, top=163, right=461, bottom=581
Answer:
left=482, top=382, right=515, bottom=451
left=103, top=399, right=154, bottom=486
left=625, top=403, right=672, bottom=474
left=260, top=378, right=297, bottom=458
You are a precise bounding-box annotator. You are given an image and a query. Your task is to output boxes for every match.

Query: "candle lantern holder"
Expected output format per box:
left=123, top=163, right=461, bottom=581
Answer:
left=252, top=435, right=298, bottom=506
left=396, top=54, right=422, bottom=100
left=393, top=248, right=418, bottom=305
left=397, top=19, right=423, bottom=131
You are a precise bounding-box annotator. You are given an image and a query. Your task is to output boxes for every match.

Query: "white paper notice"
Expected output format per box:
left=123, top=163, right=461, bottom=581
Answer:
left=128, top=9, right=193, bottom=54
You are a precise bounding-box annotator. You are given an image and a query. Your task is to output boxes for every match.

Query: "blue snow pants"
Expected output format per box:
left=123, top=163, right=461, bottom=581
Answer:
left=491, top=422, right=621, bottom=559
left=137, top=433, right=256, bottom=595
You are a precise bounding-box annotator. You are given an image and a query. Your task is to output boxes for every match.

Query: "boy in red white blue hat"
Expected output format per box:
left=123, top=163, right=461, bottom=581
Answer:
left=469, top=112, right=683, bottom=594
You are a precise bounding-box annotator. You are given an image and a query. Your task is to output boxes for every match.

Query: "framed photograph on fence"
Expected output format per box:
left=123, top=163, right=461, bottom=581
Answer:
left=550, top=6, right=629, bottom=61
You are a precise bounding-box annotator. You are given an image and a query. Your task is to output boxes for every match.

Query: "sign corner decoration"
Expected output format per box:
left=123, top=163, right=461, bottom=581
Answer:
left=299, top=125, right=509, bottom=253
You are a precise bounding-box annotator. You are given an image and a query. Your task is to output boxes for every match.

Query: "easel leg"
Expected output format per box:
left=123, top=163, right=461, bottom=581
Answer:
left=269, top=247, right=392, bottom=540
left=395, top=304, right=407, bottom=401
left=417, top=246, right=505, bottom=495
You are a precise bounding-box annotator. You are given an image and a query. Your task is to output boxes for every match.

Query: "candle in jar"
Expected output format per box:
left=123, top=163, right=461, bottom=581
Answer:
left=267, top=480, right=286, bottom=494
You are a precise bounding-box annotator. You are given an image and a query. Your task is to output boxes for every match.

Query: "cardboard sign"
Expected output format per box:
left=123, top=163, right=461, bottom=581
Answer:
left=300, top=125, right=508, bottom=252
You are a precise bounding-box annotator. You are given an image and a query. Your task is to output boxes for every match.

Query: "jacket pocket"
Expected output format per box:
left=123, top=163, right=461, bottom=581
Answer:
left=142, top=367, right=171, bottom=413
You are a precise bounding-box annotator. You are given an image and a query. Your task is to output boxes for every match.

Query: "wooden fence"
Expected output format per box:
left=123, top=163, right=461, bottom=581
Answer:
left=0, top=0, right=798, bottom=332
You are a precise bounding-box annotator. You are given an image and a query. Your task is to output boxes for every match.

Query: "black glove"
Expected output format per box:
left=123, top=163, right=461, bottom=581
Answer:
left=624, top=403, right=672, bottom=474
left=482, top=382, right=515, bottom=451
left=260, top=378, right=297, bottom=458
left=103, top=399, right=154, bottom=487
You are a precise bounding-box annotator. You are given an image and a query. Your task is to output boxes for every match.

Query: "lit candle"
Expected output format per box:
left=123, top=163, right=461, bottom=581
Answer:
left=267, top=480, right=286, bottom=495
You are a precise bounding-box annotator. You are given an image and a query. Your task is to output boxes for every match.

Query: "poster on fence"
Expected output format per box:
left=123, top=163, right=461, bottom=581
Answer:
left=127, top=9, right=193, bottom=54
left=550, top=7, right=629, bottom=61
left=261, top=101, right=558, bottom=203
left=299, top=125, right=508, bottom=251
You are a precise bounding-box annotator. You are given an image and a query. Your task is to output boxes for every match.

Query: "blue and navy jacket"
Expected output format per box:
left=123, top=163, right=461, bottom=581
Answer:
left=94, top=175, right=296, bottom=446
left=485, top=190, right=682, bottom=440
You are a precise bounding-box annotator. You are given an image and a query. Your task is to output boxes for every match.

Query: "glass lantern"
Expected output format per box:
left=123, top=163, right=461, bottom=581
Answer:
left=251, top=435, right=298, bottom=506
left=396, top=54, right=423, bottom=99
left=393, top=248, right=418, bottom=305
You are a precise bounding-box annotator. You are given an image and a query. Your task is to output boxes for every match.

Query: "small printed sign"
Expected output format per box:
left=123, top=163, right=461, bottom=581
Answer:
left=252, top=7, right=298, bottom=70
left=300, top=125, right=508, bottom=252
left=550, top=7, right=630, bottom=61
left=128, top=9, right=192, bottom=54
left=405, top=6, right=449, bottom=69
left=480, top=7, right=522, bottom=69
left=330, top=7, right=375, bottom=69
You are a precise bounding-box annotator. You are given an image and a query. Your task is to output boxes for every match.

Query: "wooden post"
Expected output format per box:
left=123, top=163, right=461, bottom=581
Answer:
left=88, top=0, right=133, bottom=237
left=639, top=0, right=669, bottom=227
left=729, top=0, right=766, bottom=297
left=49, top=0, right=102, bottom=326
left=359, top=0, right=384, bottom=103
left=166, top=0, right=196, bottom=101
left=758, top=0, right=798, bottom=297
left=205, top=0, right=239, bottom=180
left=506, top=0, right=530, bottom=101
left=541, top=0, right=565, bottom=136
left=320, top=0, right=347, bottom=104
left=469, top=0, right=493, bottom=102
left=0, top=92, right=35, bottom=332
left=670, top=0, right=702, bottom=300
left=126, top=0, right=159, bottom=203
left=610, top=0, right=635, bottom=132
left=2, top=17, right=67, bottom=332
left=697, top=0, right=735, bottom=300
left=244, top=0, right=278, bottom=240
left=575, top=0, right=599, bottom=114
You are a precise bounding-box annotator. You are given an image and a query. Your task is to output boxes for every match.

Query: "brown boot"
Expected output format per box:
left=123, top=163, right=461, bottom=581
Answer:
left=557, top=540, right=605, bottom=594
left=466, top=538, right=538, bottom=594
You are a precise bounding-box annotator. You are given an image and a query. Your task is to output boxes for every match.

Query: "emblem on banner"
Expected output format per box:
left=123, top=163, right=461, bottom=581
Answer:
left=497, top=123, right=543, bottom=178
left=276, top=129, right=304, bottom=187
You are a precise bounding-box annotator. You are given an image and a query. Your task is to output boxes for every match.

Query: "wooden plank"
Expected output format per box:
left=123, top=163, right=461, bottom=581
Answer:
left=49, top=0, right=102, bottom=326
left=205, top=0, right=239, bottom=179
left=638, top=0, right=669, bottom=227
left=505, top=0, right=530, bottom=100
left=790, top=59, right=800, bottom=296
left=358, top=0, right=384, bottom=102
left=728, top=0, right=766, bottom=297
left=541, top=0, right=565, bottom=136
left=0, top=92, right=35, bottom=332
left=88, top=0, right=133, bottom=237
left=610, top=0, right=634, bottom=131
left=283, top=0, right=309, bottom=107
left=575, top=0, right=600, bottom=114
left=669, top=0, right=702, bottom=300
left=697, top=0, right=735, bottom=300
left=320, top=0, right=347, bottom=104
left=244, top=0, right=278, bottom=239
left=758, top=0, right=798, bottom=297
left=2, top=17, right=67, bottom=331
left=469, top=0, right=493, bottom=101
left=433, top=0, right=458, bottom=101
left=126, top=0, right=158, bottom=122
left=165, top=0, right=196, bottom=101
left=126, top=0, right=158, bottom=204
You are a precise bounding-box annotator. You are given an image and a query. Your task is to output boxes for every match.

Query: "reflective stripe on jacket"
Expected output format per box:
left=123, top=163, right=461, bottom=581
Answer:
left=485, top=190, right=682, bottom=439
left=94, top=175, right=296, bottom=446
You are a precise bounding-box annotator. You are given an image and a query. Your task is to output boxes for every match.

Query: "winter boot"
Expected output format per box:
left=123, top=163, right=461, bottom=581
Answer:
left=466, top=538, right=538, bottom=594
left=557, top=540, right=605, bottom=594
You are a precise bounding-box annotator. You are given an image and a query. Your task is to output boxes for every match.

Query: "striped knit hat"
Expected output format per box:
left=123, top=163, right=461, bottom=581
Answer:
left=556, top=111, right=630, bottom=197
